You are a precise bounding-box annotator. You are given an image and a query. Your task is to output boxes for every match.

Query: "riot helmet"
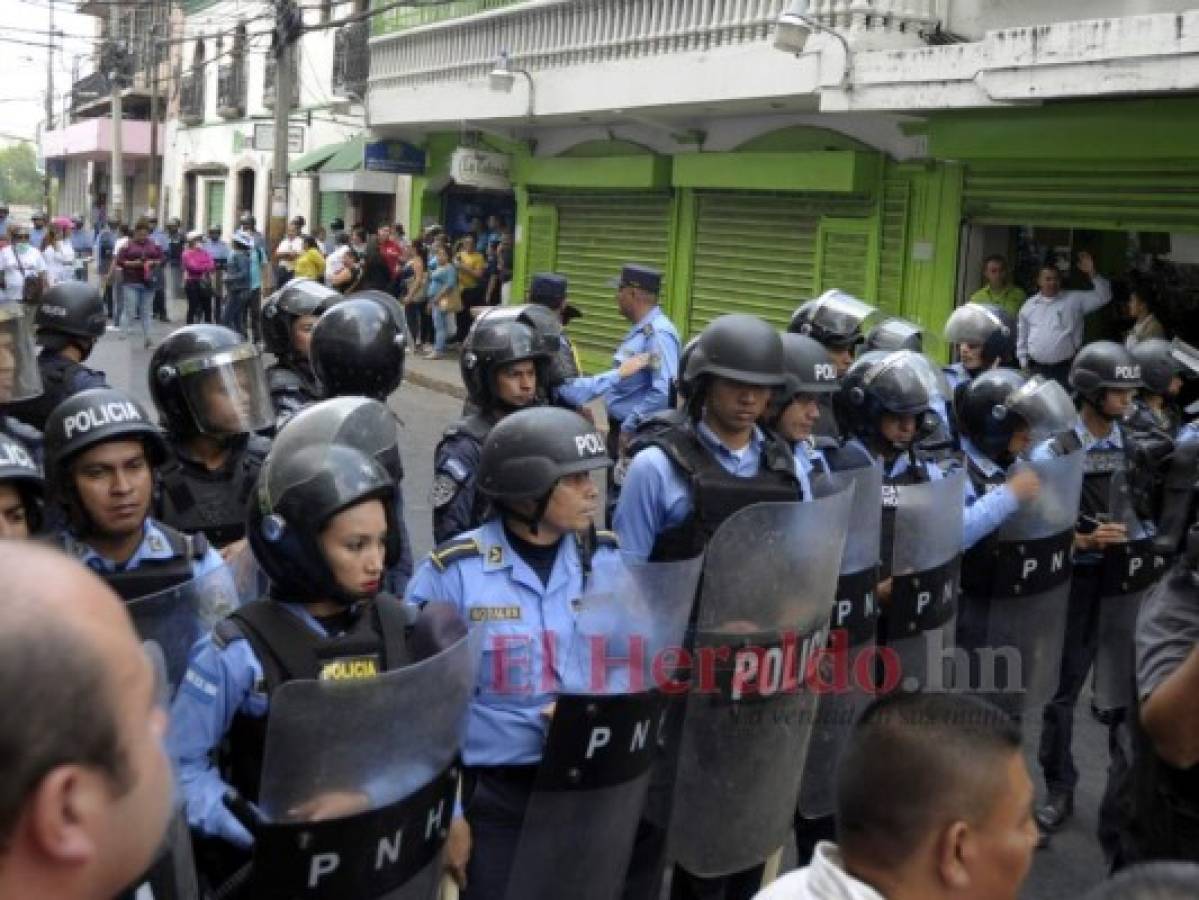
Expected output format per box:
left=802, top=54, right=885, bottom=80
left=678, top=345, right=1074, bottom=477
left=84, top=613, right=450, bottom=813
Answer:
left=261, top=278, right=339, bottom=361
left=864, top=317, right=924, bottom=353
left=345, top=289, right=407, bottom=334
left=275, top=396, right=403, bottom=486
left=1129, top=338, right=1184, bottom=398
left=460, top=314, right=552, bottom=411
left=0, top=430, right=43, bottom=534
left=149, top=325, right=274, bottom=437
left=34, top=281, right=106, bottom=353
left=1070, top=341, right=1144, bottom=411
left=477, top=406, right=611, bottom=531
left=43, top=387, right=166, bottom=529
left=788, top=290, right=877, bottom=349
left=0, top=305, right=41, bottom=404
left=836, top=350, right=934, bottom=448
left=944, top=303, right=1017, bottom=374
left=681, top=314, right=787, bottom=413
left=474, top=304, right=567, bottom=391
left=780, top=333, right=840, bottom=397
left=310, top=297, right=407, bottom=401
left=249, top=440, right=400, bottom=606
left=957, top=371, right=1077, bottom=463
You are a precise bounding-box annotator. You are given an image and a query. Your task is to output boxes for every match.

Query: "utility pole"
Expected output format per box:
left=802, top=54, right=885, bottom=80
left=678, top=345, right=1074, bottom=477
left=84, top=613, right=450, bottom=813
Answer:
left=43, top=0, right=55, bottom=214
left=107, top=4, right=126, bottom=225
left=270, top=0, right=299, bottom=249
left=147, top=21, right=160, bottom=220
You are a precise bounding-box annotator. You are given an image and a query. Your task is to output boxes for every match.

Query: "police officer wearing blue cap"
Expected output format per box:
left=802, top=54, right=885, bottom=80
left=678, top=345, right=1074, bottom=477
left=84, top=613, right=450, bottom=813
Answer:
left=406, top=405, right=619, bottom=899
left=527, top=272, right=583, bottom=381
left=43, top=387, right=225, bottom=600
left=555, top=264, right=679, bottom=520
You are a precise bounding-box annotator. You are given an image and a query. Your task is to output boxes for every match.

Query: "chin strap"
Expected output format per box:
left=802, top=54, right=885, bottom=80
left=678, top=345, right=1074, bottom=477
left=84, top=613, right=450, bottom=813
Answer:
left=575, top=523, right=597, bottom=590
left=498, top=493, right=552, bottom=537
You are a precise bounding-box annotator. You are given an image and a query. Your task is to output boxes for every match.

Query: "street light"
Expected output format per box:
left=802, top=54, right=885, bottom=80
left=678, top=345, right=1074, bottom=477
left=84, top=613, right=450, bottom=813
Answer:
left=488, top=51, right=535, bottom=118
left=773, top=0, right=853, bottom=86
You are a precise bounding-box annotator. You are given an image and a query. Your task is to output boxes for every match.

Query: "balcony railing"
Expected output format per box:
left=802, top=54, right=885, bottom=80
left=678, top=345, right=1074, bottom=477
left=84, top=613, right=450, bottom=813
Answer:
left=332, top=21, right=369, bottom=99
left=217, top=62, right=246, bottom=118
left=264, top=53, right=300, bottom=109
left=370, top=0, right=943, bottom=91
left=180, top=73, right=205, bottom=125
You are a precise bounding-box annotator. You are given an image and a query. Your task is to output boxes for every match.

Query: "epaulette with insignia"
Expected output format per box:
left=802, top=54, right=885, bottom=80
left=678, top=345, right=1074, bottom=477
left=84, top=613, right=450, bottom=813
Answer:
left=594, top=529, right=620, bottom=549
left=430, top=538, right=483, bottom=571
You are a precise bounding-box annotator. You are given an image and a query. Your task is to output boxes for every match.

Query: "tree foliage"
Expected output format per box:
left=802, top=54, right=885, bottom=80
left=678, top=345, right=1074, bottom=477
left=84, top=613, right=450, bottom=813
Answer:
left=0, top=144, right=43, bottom=205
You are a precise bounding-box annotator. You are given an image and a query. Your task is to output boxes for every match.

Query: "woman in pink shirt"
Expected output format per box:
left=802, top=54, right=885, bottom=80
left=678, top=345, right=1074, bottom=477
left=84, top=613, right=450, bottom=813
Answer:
left=182, top=230, right=216, bottom=323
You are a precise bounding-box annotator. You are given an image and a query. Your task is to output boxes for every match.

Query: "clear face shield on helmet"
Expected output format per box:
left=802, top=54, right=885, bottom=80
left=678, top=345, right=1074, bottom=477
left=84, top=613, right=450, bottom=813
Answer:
left=1004, top=376, right=1077, bottom=452
left=863, top=350, right=935, bottom=416
left=944, top=303, right=1007, bottom=346
left=0, top=306, right=42, bottom=403
left=175, top=346, right=275, bottom=435
left=808, top=290, right=877, bottom=340
left=865, top=317, right=924, bottom=353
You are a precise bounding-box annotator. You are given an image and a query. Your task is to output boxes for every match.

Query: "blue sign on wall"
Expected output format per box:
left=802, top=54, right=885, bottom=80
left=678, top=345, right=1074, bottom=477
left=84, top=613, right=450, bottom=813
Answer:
left=363, top=140, right=426, bottom=174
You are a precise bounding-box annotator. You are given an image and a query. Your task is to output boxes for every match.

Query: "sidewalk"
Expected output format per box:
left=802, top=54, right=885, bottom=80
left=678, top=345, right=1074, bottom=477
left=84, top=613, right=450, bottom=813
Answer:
left=404, top=348, right=466, bottom=399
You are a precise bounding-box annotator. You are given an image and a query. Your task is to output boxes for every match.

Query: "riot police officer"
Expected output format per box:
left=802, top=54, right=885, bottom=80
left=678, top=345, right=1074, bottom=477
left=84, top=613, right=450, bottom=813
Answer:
left=1128, top=337, right=1185, bottom=435
left=4, top=281, right=107, bottom=431
left=149, top=325, right=274, bottom=548
left=765, top=333, right=840, bottom=495
left=0, top=429, right=42, bottom=539
left=307, top=295, right=415, bottom=592
left=942, top=301, right=1018, bottom=391
left=405, top=405, right=619, bottom=900
left=0, top=303, right=45, bottom=459
left=259, top=277, right=338, bottom=428
left=431, top=314, right=553, bottom=545
left=168, top=425, right=462, bottom=896
left=309, top=294, right=406, bottom=401
left=44, top=387, right=224, bottom=599
left=1037, top=341, right=1152, bottom=838
left=788, top=290, right=877, bottom=440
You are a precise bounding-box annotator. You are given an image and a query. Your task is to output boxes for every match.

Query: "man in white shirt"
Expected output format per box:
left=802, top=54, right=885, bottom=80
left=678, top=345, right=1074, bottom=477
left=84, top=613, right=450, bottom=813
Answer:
left=755, top=692, right=1037, bottom=900
left=274, top=220, right=303, bottom=286
left=1016, top=251, right=1112, bottom=387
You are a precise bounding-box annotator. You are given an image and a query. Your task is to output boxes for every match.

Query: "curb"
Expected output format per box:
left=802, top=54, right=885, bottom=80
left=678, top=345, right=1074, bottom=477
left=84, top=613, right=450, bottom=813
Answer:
left=405, top=368, right=467, bottom=400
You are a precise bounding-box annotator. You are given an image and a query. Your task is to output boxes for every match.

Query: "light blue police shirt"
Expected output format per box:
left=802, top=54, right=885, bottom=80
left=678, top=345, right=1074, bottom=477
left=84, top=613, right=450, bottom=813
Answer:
left=405, top=519, right=622, bottom=767
left=613, top=422, right=767, bottom=563
left=62, top=518, right=225, bottom=579
left=557, top=306, right=680, bottom=433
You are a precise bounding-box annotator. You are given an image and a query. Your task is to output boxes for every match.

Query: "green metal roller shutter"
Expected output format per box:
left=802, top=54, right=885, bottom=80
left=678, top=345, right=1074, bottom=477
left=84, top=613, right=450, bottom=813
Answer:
left=530, top=192, right=671, bottom=358
left=319, top=191, right=347, bottom=230
left=689, top=192, right=875, bottom=335
left=963, top=163, right=1199, bottom=232
left=205, top=180, right=225, bottom=232
left=521, top=204, right=559, bottom=298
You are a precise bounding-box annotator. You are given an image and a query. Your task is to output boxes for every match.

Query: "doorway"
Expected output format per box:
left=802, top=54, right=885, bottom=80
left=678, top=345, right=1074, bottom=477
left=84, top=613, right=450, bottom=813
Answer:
left=236, top=168, right=256, bottom=221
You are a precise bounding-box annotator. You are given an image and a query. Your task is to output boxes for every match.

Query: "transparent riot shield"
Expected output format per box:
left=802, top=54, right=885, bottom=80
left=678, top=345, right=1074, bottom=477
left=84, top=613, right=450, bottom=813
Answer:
left=126, top=565, right=241, bottom=695
left=1094, top=471, right=1169, bottom=710
left=502, top=555, right=704, bottom=900
left=251, top=630, right=477, bottom=900
left=886, top=470, right=965, bottom=693
left=981, top=451, right=1086, bottom=711
left=667, top=491, right=853, bottom=877
left=799, top=463, right=883, bottom=819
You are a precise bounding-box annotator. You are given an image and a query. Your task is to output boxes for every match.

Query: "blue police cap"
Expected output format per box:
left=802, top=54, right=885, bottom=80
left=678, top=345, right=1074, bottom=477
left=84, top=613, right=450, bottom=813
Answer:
left=529, top=272, right=583, bottom=322
left=606, top=264, right=661, bottom=294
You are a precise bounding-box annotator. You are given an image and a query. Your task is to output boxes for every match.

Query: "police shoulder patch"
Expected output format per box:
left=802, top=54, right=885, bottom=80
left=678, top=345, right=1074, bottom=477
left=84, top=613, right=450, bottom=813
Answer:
left=431, top=538, right=482, bottom=572
left=430, top=473, right=462, bottom=508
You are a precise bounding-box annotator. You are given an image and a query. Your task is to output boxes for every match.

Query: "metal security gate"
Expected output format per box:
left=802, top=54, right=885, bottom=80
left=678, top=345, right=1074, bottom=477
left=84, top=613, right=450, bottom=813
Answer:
left=688, top=192, right=876, bottom=335
left=204, top=180, right=226, bottom=233
left=962, top=163, right=1199, bottom=232
left=528, top=192, right=671, bottom=358
left=319, top=190, right=347, bottom=230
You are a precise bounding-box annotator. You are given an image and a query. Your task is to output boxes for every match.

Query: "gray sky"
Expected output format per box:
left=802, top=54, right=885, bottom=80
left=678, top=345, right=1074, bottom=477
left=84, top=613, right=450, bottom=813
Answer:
left=0, top=0, right=97, bottom=142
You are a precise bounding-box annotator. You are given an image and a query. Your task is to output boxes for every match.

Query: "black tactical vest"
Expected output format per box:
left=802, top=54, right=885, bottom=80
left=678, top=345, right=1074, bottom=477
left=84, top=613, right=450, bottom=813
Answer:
left=639, top=425, right=801, bottom=563
left=1080, top=424, right=1133, bottom=522
left=156, top=435, right=270, bottom=547
left=8, top=352, right=102, bottom=432
left=65, top=523, right=209, bottom=602
left=433, top=411, right=497, bottom=537
left=217, top=595, right=416, bottom=804
left=959, top=454, right=1010, bottom=597
left=267, top=362, right=321, bottom=410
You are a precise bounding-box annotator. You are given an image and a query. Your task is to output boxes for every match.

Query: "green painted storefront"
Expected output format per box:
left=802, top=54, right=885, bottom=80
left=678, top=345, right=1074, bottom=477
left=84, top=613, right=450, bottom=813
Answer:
left=406, top=99, right=1199, bottom=370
